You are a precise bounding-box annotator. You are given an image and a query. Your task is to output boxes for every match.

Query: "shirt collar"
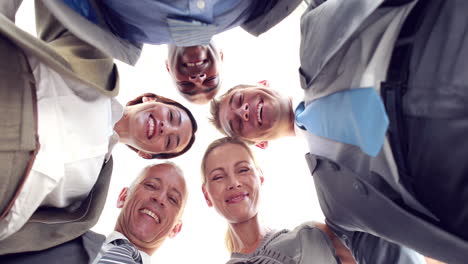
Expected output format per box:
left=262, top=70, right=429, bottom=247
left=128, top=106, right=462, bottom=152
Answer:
left=106, top=231, right=152, bottom=264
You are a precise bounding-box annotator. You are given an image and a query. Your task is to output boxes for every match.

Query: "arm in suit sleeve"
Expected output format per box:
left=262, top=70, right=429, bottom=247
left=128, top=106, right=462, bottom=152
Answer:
left=325, top=220, right=426, bottom=264
left=34, top=0, right=118, bottom=95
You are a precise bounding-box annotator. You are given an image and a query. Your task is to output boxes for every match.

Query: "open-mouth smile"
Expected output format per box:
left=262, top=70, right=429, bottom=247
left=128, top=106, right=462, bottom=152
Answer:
left=140, top=208, right=161, bottom=224
left=147, top=115, right=156, bottom=139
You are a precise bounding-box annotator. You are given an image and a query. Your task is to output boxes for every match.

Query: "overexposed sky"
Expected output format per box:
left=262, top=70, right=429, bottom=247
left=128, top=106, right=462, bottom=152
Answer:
left=17, top=2, right=324, bottom=263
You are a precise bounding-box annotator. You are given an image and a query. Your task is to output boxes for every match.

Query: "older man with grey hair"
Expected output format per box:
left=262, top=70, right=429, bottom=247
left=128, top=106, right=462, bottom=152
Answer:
left=2, top=162, right=188, bottom=264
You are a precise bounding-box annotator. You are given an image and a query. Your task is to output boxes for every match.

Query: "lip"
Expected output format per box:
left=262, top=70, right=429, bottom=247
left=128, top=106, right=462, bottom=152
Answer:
left=225, top=192, right=249, bottom=204
left=256, top=99, right=264, bottom=126
left=139, top=207, right=161, bottom=224
left=147, top=115, right=157, bottom=139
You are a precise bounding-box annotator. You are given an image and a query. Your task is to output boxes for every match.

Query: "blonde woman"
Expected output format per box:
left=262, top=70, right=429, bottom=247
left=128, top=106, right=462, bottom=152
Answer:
left=201, top=137, right=426, bottom=264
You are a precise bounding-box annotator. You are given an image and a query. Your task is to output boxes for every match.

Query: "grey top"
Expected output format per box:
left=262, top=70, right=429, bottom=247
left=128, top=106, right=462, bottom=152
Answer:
left=227, top=222, right=340, bottom=264
left=226, top=222, right=424, bottom=264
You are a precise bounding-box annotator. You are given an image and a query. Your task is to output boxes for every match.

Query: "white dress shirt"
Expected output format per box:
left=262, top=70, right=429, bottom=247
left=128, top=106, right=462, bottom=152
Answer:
left=92, top=231, right=151, bottom=264
left=0, top=53, right=123, bottom=239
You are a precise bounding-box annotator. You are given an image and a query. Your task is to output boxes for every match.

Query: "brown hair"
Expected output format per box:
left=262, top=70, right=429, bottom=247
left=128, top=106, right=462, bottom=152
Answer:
left=126, top=93, right=198, bottom=159
left=200, top=137, right=257, bottom=253
left=209, top=84, right=258, bottom=137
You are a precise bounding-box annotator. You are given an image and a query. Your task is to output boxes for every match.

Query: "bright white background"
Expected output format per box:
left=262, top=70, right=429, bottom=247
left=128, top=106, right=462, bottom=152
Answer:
left=17, top=2, right=325, bottom=263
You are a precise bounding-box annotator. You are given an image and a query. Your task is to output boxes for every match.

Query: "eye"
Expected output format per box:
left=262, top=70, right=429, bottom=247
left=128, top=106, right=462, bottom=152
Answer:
left=169, top=110, right=174, bottom=123
left=169, top=196, right=179, bottom=205
left=179, top=82, right=195, bottom=88
left=203, top=76, right=217, bottom=86
left=238, top=167, right=250, bottom=173
left=212, top=175, right=223, bottom=181
left=144, top=183, right=156, bottom=190
left=238, top=118, right=243, bottom=133
left=166, top=136, right=171, bottom=150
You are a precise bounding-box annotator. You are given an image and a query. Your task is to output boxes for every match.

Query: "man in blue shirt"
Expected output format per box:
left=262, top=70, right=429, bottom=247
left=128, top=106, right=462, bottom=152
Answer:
left=43, top=0, right=302, bottom=103
left=166, top=42, right=223, bottom=104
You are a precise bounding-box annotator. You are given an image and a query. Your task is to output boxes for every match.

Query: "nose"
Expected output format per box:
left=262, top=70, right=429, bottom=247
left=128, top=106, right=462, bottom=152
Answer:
left=151, top=192, right=165, bottom=208
left=227, top=177, right=242, bottom=190
left=159, top=121, right=164, bottom=135
left=159, top=120, right=177, bottom=136
left=189, top=73, right=206, bottom=84
left=235, top=102, right=249, bottom=121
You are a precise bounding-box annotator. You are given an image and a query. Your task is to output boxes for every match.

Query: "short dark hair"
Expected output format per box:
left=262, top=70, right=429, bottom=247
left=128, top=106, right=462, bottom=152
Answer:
left=208, top=84, right=258, bottom=136
left=126, top=93, right=198, bottom=159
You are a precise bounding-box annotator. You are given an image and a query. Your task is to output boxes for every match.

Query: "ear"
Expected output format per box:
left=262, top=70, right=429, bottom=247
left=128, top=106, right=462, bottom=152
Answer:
left=257, top=80, right=270, bottom=88
left=168, top=220, right=183, bottom=238
left=257, top=167, right=265, bottom=185
left=254, top=141, right=269, bottom=149
left=137, top=150, right=153, bottom=159
left=201, top=185, right=213, bottom=207
left=165, top=60, right=170, bottom=73
left=117, top=187, right=129, bottom=208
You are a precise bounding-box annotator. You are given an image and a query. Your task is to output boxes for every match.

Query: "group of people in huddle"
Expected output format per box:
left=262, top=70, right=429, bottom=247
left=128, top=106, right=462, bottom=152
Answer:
left=1, top=0, right=467, bottom=263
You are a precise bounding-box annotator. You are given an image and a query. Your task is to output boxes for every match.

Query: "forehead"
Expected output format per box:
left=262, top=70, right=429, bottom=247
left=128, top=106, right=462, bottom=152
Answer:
left=140, top=164, right=187, bottom=194
left=205, top=144, right=253, bottom=172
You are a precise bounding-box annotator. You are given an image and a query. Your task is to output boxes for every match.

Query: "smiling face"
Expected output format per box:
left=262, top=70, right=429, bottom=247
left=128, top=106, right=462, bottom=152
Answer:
left=115, top=163, right=187, bottom=255
left=202, top=143, right=264, bottom=224
left=124, top=101, right=193, bottom=157
left=167, top=43, right=223, bottom=104
left=217, top=86, right=293, bottom=142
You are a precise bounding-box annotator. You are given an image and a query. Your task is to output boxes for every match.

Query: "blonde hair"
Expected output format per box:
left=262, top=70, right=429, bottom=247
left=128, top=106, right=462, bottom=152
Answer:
left=201, top=137, right=258, bottom=253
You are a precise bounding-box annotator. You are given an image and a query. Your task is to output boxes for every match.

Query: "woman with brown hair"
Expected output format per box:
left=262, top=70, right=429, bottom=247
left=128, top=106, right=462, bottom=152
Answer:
left=200, top=137, right=425, bottom=264
left=117, top=92, right=198, bottom=159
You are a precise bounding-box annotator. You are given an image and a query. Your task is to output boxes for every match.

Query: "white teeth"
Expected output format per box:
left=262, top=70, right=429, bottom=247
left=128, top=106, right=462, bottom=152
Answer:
left=186, top=61, right=204, bottom=67
left=257, top=103, right=263, bottom=124
left=141, top=209, right=160, bottom=223
left=148, top=117, right=155, bottom=138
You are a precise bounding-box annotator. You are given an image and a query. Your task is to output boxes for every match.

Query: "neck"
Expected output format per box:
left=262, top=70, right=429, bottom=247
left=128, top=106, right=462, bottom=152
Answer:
left=228, top=215, right=270, bottom=254
left=114, top=110, right=130, bottom=143
left=114, top=225, right=161, bottom=256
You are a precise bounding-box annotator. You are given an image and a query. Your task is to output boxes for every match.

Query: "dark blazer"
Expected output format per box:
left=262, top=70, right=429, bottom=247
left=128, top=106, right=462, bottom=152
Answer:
left=0, top=1, right=117, bottom=255
left=299, top=0, right=468, bottom=263
left=0, top=231, right=105, bottom=264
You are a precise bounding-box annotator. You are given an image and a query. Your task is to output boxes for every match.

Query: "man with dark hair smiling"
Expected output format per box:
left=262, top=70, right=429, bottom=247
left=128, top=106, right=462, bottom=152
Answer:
left=166, top=42, right=223, bottom=104
left=39, top=0, right=303, bottom=104
left=210, top=0, right=468, bottom=263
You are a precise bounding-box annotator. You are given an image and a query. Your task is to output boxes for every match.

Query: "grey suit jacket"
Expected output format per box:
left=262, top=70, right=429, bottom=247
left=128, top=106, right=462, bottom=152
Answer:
left=0, top=231, right=105, bottom=264
left=299, top=0, right=468, bottom=263
left=0, top=2, right=117, bottom=254
left=41, top=0, right=303, bottom=65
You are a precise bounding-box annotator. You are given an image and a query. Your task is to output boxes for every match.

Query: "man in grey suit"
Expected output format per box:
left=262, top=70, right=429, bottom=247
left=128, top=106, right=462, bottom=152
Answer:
left=209, top=0, right=468, bottom=263
left=1, top=162, right=188, bottom=264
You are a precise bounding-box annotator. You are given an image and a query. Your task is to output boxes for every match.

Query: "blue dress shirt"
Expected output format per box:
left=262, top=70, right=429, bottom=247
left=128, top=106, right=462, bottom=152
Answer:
left=295, top=87, right=389, bottom=157
left=66, top=0, right=256, bottom=45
